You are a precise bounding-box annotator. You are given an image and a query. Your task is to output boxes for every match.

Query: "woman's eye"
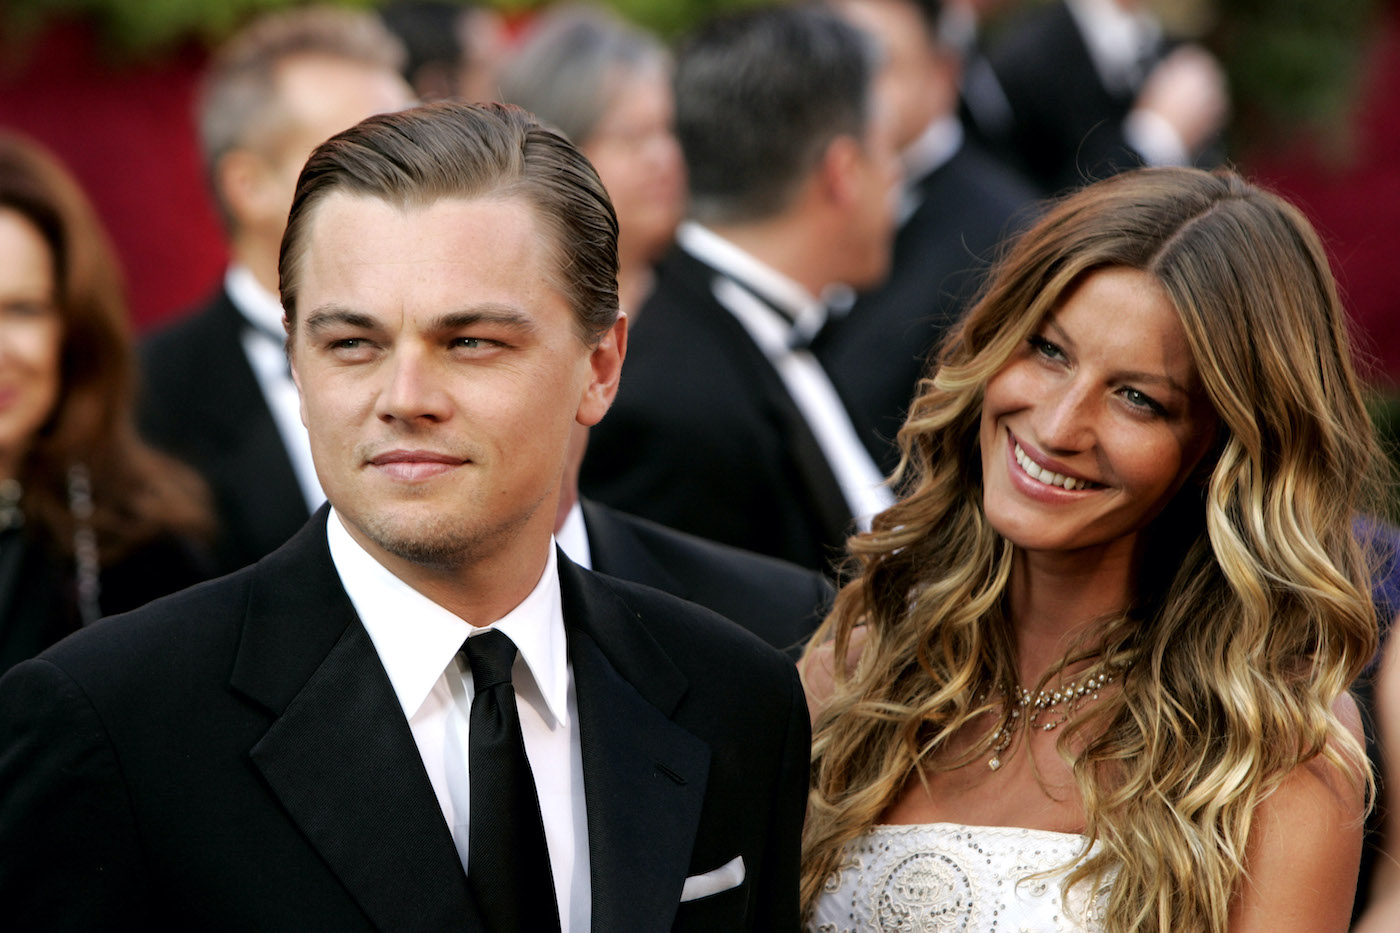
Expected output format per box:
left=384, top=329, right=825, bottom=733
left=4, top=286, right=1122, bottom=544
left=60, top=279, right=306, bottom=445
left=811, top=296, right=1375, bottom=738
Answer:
left=1028, top=335, right=1064, bottom=360
left=1120, top=387, right=1166, bottom=415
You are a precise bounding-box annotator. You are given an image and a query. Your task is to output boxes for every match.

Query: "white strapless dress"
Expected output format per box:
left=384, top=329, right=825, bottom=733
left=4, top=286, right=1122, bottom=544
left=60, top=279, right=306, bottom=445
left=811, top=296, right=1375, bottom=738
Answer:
left=806, top=822, right=1111, bottom=933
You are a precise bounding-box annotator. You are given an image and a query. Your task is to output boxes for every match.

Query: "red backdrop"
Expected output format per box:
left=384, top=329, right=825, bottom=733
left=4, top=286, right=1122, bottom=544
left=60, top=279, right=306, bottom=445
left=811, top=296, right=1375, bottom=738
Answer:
left=0, top=22, right=226, bottom=334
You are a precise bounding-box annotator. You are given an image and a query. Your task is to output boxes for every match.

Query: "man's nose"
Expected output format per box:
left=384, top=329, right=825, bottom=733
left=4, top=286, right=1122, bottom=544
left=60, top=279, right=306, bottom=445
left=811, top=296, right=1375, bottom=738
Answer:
left=374, top=347, right=452, bottom=424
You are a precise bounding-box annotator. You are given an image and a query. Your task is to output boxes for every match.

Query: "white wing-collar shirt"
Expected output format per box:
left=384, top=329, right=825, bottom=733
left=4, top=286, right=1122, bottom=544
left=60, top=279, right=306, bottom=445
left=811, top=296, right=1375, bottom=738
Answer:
left=224, top=264, right=325, bottom=512
left=675, top=221, right=895, bottom=529
left=326, top=509, right=589, bottom=932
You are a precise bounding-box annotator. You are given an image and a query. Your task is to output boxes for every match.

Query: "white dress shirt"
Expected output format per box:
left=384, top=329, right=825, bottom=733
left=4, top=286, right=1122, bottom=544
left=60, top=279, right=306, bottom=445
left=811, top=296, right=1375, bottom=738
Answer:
left=225, top=264, right=325, bottom=512
left=675, top=222, right=895, bottom=530
left=326, top=511, right=590, bottom=932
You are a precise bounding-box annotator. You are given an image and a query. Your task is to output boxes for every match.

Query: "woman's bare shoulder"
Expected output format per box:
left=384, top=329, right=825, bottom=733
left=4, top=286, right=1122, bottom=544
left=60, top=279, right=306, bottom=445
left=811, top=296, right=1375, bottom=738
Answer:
left=799, top=625, right=870, bottom=724
left=1228, top=691, right=1366, bottom=932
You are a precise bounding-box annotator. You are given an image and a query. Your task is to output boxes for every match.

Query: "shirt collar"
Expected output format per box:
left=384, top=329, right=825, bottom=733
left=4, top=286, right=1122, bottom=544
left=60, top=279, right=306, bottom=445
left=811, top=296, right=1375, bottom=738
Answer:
left=676, top=221, right=827, bottom=336
left=555, top=501, right=592, bottom=571
left=902, top=115, right=963, bottom=186
left=326, top=508, right=572, bottom=728
left=225, top=263, right=289, bottom=342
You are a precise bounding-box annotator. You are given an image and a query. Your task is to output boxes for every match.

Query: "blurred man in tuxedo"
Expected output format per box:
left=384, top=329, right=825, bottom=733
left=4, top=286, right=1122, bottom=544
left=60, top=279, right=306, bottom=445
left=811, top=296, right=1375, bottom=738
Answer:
left=581, top=5, right=900, bottom=574
left=824, top=0, right=1040, bottom=472
left=556, top=424, right=832, bottom=659
left=139, top=6, right=413, bottom=574
left=964, top=0, right=1229, bottom=195
left=0, top=101, right=808, bottom=933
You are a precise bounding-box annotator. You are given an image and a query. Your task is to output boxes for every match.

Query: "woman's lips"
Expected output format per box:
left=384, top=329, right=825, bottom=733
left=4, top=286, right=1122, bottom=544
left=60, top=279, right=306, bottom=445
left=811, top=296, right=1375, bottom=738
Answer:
left=1006, top=431, right=1102, bottom=494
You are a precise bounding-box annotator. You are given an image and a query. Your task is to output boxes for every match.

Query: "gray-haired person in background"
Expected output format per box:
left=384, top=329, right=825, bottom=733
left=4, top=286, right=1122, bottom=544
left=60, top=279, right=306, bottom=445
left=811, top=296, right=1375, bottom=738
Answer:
left=500, top=4, right=686, bottom=321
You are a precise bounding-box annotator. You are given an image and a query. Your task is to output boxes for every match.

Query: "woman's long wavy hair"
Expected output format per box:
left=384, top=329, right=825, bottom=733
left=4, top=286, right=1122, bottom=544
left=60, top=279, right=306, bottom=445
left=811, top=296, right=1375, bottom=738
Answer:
left=802, top=167, right=1380, bottom=931
left=0, top=132, right=211, bottom=561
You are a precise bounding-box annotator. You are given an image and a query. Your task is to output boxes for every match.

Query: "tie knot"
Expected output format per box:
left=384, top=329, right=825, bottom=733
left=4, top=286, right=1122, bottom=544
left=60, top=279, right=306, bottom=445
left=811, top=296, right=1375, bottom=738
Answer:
left=462, top=630, right=518, bottom=690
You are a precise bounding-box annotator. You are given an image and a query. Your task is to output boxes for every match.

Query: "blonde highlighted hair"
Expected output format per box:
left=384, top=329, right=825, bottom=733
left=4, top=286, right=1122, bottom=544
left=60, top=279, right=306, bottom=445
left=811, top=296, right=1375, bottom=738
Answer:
left=802, top=167, right=1379, bottom=931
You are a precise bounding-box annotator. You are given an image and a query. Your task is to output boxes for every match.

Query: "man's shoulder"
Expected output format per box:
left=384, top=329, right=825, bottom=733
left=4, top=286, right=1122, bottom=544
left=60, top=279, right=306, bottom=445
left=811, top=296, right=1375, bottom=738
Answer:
left=928, top=143, right=1042, bottom=220
left=571, top=562, right=799, bottom=688
left=44, top=569, right=252, bottom=671
left=610, top=506, right=826, bottom=589
left=140, top=287, right=240, bottom=375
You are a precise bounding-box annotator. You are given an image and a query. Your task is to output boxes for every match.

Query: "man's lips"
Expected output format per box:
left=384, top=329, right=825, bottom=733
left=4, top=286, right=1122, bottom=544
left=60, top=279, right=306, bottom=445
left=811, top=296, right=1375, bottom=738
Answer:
left=367, top=449, right=468, bottom=481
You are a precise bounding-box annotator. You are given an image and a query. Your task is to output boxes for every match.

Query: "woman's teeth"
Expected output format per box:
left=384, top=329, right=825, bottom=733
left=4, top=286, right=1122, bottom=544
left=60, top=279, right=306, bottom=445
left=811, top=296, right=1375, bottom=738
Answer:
left=1014, top=443, right=1089, bottom=491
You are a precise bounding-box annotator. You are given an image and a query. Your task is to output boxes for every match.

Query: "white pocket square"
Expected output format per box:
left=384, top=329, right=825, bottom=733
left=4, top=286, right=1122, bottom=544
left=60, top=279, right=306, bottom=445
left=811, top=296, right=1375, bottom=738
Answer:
left=680, top=855, right=746, bottom=902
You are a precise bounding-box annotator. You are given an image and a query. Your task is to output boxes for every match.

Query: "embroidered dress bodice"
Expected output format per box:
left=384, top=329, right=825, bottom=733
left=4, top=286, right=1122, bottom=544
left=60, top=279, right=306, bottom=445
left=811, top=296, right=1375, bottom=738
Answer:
left=807, top=822, right=1111, bottom=933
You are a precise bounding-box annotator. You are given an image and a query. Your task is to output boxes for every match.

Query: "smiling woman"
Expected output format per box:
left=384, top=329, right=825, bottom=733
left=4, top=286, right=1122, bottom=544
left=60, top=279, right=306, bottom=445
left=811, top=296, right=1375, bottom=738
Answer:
left=802, top=167, right=1380, bottom=933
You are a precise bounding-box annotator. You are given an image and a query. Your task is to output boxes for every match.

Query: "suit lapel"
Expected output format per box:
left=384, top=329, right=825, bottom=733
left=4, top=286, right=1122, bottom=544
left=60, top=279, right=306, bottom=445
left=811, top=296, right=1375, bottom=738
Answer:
left=233, top=511, right=482, bottom=933
left=559, top=554, right=711, bottom=933
left=667, top=250, right=855, bottom=554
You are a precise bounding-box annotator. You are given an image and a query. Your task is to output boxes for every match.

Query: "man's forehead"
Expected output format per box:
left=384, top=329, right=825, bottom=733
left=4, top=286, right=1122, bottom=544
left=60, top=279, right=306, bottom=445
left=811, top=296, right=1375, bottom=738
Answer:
left=291, top=191, right=579, bottom=334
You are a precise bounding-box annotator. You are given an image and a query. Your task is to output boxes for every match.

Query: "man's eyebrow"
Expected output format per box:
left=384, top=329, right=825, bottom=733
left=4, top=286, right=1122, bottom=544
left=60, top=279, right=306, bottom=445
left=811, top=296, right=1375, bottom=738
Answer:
left=431, top=306, right=538, bottom=334
left=303, top=307, right=380, bottom=334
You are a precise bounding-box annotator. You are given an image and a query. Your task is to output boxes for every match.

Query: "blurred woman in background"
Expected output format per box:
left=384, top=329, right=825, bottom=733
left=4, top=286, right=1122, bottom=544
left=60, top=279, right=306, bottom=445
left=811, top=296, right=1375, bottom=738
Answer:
left=499, top=3, right=686, bottom=318
left=0, top=132, right=211, bottom=673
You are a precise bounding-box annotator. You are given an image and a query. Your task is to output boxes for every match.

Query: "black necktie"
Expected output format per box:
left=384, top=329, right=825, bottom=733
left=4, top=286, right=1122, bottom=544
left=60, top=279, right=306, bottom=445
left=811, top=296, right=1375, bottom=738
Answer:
left=462, top=630, right=560, bottom=933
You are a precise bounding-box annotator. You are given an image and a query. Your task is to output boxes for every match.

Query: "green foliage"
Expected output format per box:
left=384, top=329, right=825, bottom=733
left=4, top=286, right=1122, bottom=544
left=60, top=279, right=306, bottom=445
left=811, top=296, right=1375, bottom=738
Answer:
left=6, top=0, right=375, bottom=55
left=1, top=0, right=765, bottom=55
left=1213, top=0, right=1379, bottom=148
left=605, top=0, right=765, bottom=39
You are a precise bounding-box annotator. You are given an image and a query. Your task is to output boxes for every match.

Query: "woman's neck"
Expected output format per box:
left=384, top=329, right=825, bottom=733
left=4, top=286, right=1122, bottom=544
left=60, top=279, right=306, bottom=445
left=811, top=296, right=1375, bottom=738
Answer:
left=1006, top=544, right=1137, bottom=682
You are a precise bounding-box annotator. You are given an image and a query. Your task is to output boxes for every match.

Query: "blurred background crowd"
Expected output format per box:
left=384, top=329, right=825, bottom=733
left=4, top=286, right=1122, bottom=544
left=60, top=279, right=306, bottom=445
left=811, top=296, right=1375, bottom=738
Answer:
left=3, top=0, right=1400, bottom=923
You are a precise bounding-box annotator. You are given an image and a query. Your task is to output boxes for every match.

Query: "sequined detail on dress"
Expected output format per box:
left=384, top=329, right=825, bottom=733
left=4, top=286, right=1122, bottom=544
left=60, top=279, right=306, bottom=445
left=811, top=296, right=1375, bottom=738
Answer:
left=807, top=823, right=1111, bottom=932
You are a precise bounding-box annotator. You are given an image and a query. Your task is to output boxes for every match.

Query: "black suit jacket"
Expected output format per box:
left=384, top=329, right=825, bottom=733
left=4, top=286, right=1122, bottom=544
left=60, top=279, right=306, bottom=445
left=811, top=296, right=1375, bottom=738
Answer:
left=580, top=246, right=855, bottom=574
left=816, top=141, right=1040, bottom=472
left=975, top=0, right=1160, bottom=195
left=582, top=499, right=833, bottom=659
left=138, top=286, right=309, bottom=576
left=0, top=510, right=808, bottom=932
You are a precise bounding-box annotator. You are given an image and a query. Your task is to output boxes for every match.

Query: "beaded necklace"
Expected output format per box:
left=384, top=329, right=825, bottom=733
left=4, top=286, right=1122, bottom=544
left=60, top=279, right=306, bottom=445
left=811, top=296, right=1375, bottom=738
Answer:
left=985, top=666, right=1121, bottom=771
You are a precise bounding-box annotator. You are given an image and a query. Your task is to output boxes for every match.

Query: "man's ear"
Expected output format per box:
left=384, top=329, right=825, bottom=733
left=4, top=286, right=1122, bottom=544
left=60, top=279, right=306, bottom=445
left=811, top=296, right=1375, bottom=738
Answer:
left=576, top=313, right=628, bottom=427
left=817, top=134, right=863, bottom=210
left=217, top=148, right=279, bottom=230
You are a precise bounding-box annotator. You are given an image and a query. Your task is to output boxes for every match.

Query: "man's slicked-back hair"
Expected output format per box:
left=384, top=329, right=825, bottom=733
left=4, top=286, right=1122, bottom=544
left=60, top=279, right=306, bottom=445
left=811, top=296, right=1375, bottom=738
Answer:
left=676, top=4, right=876, bottom=225
left=279, top=100, right=620, bottom=343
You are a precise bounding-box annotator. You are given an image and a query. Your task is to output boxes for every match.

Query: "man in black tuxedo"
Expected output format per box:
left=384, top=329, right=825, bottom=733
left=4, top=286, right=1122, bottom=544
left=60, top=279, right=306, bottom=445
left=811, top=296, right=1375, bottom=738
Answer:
left=0, top=102, right=809, bottom=932
left=580, top=5, right=901, bottom=575
left=556, top=425, right=833, bottom=659
left=139, top=7, right=413, bottom=574
left=823, top=0, right=1041, bottom=472
left=965, top=0, right=1228, bottom=196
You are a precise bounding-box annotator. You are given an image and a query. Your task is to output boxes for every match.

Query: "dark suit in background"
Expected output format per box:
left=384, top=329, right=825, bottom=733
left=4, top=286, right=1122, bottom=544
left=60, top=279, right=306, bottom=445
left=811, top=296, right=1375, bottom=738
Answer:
left=0, top=511, right=809, bottom=932
left=580, top=247, right=856, bottom=575
left=972, top=0, right=1160, bottom=195
left=581, top=499, right=834, bottom=658
left=816, top=140, right=1040, bottom=473
left=138, top=288, right=309, bottom=575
